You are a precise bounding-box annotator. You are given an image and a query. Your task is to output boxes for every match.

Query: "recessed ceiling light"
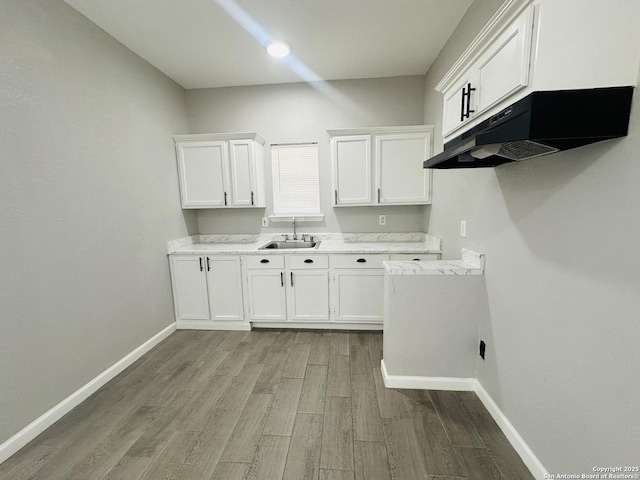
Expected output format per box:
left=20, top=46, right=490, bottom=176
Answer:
left=265, top=39, right=292, bottom=58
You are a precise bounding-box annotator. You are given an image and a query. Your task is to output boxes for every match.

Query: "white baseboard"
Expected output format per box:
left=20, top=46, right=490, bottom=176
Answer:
left=177, top=320, right=251, bottom=331
left=380, top=359, right=548, bottom=479
left=0, top=323, right=176, bottom=465
left=380, top=359, right=476, bottom=391
left=473, top=382, right=549, bottom=480
left=253, top=322, right=383, bottom=331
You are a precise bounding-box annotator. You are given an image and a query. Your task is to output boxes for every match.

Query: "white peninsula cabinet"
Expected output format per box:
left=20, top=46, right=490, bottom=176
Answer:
left=174, top=133, right=266, bottom=209
left=330, top=126, right=433, bottom=206
left=169, top=255, right=248, bottom=330
left=245, top=255, right=330, bottom=324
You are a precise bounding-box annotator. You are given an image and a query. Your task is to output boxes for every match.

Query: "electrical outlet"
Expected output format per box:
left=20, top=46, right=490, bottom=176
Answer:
left=261, top=217, right=269, bottom=227
left=460, top=220, right=467, bottom=237
left=479, top=340, right=486, bottom=360
left=379, top=215, right=387, bottom=226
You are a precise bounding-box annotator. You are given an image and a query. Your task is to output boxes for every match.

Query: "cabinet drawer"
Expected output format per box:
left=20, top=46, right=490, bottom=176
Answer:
left=287, top=255, right=329, bottom=269
left=245, top=255, right=285, bottom=269
left=389, top=253, right=441, bottom=261
left=331, top=254, right=389, bottom=269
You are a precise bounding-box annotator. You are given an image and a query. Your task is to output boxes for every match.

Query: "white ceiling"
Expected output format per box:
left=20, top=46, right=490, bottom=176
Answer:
left=64, top=0, right=473, bottom=90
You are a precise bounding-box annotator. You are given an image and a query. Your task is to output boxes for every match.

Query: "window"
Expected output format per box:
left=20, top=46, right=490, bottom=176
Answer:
left=270, top=143, right=320, bottom=215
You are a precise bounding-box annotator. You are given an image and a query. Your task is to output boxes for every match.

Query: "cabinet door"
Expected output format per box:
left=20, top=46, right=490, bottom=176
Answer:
left=376, top=133, right=431, bottom=204
left=176, top=141, right=229, bottom=208
left=247, top=270, right=287, bottom=321
left=442, top=74, right=477, bottom=138
left=332, top=269, right=385, bottom=323
left=205, top=256, right=244, bottom=322
left=171, top=256, right=210, bottom=321
left=287, top=270, right=330, bottom=321
left=229, top=140, right=255, bottom=207
left=332, top=135, right=372, bottom=205
left=475, top=5, right=533, bottom=114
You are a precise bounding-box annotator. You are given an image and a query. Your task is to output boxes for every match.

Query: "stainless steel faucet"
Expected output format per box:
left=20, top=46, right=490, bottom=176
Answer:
left=292, top=217, right=297, bottom=240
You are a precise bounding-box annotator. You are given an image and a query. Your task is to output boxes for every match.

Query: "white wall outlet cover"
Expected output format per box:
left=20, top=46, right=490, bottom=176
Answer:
left=261, top=217, right=268, bottom=227
left=379, top=215, right=387, bottom=226
left=460, top=220, right=467, bottom=237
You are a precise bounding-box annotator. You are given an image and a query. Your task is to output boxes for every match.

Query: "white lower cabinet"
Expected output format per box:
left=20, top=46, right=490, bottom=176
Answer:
left=287, top=270, right=330, bottom=321
left=330, top=254, right=389, bottom=324
left=170, top=255, right=211, bottom=321
left=246, top=255, right=329, bottom=323
left=332, top=270, right=385, bottom=323
left=170, top=255, right=247, bottom=329
left=172, top=251, right=441, bottom=330
left=206, top=256, right=245, bottom=322
left=246, top=269, right=287, bottom=321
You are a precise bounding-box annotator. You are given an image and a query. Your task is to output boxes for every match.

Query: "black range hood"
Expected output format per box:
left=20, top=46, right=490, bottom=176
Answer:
left=424, top=86, right=634, bottom=169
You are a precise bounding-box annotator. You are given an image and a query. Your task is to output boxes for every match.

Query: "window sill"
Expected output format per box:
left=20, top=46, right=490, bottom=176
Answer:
left=269, top=215, right=324, bottom=222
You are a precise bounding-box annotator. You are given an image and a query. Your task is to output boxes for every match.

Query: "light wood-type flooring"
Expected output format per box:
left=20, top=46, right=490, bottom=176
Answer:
left=0, top=330, right=534, bottom=480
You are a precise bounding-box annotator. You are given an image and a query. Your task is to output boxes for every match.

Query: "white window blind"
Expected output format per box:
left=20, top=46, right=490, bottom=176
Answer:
left=271, top=143, right=320, bottom=215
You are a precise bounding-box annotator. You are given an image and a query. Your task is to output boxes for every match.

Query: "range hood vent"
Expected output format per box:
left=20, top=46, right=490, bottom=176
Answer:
left=497, top=140, right=559, bottom=161
left=424, top=87, right=634, bottom=169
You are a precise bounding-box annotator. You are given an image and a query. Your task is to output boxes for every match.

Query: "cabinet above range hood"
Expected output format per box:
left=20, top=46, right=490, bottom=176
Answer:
left=424, top=87, right=634, bottom=169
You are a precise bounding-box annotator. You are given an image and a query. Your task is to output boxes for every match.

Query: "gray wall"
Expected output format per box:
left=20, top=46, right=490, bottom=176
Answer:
left=424, top=0, right=640, bottom=472
left=384, top=275, right=488, bottom=379
left=0, top=0, right=195, bottom=444
left=187, top=77, right=429, bottom=234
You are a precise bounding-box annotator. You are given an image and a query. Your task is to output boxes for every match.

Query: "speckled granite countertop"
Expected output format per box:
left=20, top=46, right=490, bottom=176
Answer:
left=167, top=233, right=441, bottom=256
left=384, top=248, right=484, bottom=275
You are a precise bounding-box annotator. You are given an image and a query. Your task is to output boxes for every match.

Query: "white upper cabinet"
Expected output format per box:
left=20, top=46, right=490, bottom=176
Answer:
left=442, top=74, right=477, bottom=138
left=174, top=133, right=266, bottom=209
left=440, top=3, right=534, bottom=138
left=474, top=5, right=533, bottom=114
left=330, top=126, right=433, bottom=207
left=332, top=135, right=372, bottom=205
left=532, top=0, right=640, bottom=92
left=176, top=141, right=229, bottom=207
left=229, top=139, right=260, bottom=207
left=376, top=132, right=431, bottom=205
left=437, top=0, right=640, bottom=142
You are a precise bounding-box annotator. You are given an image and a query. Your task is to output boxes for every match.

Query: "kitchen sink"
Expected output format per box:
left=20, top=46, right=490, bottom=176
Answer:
left=259, top=240, right=321, bottom=250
